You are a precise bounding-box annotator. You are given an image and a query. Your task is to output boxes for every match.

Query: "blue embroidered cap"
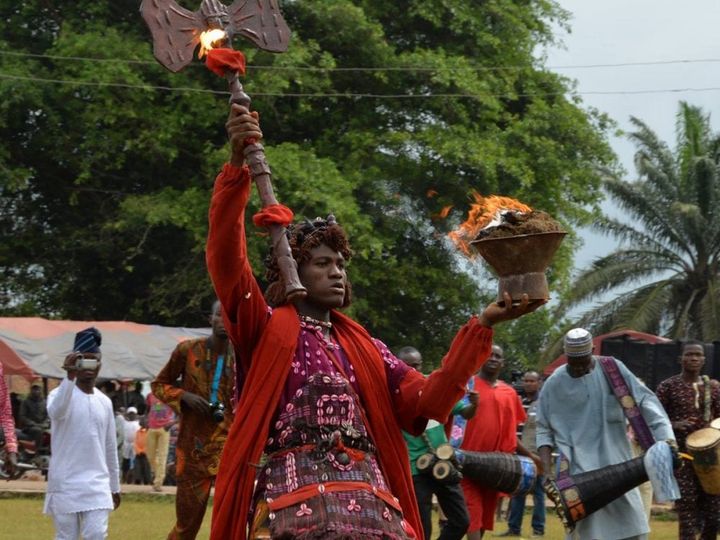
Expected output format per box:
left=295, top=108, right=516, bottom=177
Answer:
left=73, top=327, right=102, bottom=353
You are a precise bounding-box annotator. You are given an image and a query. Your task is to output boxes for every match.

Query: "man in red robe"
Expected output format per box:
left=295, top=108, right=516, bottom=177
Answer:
left=206, top=105, right=544, bottom=540
left=458, top=345, right=540, bottom=538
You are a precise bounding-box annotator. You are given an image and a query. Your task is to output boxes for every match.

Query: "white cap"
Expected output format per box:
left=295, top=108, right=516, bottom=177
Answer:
left=564, top=328, right=593, bottom=357
left=127, top=406, right=138, bottom=414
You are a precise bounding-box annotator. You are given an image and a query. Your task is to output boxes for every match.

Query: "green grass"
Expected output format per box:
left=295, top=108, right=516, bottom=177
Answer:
left=0, top=493, right=212, bottom=540
left=0, top=493, right=682, bottom=539
left=429, top=508, right=681, bottom=539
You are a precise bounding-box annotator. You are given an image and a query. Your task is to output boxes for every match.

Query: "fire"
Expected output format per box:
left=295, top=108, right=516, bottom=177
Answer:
left=448, top=192, right=532, bottom=256
left=199, top=29, right=227, bottom=58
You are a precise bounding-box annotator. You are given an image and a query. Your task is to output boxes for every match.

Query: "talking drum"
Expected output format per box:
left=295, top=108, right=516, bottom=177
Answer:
left=686, top=427, right=720, bottom=495
left=544, top=455, right=651, bottom=532
left=454, top=449, right=537, bottom=496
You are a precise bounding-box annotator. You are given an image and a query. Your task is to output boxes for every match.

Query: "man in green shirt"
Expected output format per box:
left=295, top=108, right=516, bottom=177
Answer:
left=399, top=346, right=478, bottom=540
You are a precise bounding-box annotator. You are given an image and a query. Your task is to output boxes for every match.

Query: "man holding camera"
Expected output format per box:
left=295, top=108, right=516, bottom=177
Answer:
left=43, top=327, right=121, bottom=540
left=152, top=300, right=235, bottom=540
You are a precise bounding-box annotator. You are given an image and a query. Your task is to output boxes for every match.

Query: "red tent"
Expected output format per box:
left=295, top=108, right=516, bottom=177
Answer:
left=544, top=330, right=671, bottom=377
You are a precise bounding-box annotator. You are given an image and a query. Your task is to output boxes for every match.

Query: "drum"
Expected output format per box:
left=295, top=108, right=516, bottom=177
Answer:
left=686, top=427, right=720, bottom=495
left=710, top=417, right=720, bottom=430
left=544, top=455, right=649, bottom=532
left=454, top=450, right=536, bottom=496
left=416, top=452, right=437, bottom=474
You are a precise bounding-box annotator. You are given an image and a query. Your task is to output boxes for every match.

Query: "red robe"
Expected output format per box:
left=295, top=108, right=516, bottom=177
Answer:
left=460, top=378, right=526, bottom=532
left=206, top=163, right=495, bottom=539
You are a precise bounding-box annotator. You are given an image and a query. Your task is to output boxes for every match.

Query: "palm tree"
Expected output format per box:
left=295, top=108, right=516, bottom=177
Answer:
left=564, top=102, right=720, bottom=341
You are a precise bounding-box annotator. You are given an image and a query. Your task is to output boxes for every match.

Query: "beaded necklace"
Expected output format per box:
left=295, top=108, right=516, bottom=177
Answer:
left=299, top=314, right=332, bottom=329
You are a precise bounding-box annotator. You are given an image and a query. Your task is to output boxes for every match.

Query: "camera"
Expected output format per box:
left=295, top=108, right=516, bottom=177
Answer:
left=209, top=401, right=226, bottom=423
left=74, top=354, right=99, bottom=371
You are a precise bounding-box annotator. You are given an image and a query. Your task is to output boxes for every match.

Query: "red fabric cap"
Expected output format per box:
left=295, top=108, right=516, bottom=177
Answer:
left=252, top=204, right=294, bottom=228
left=205, top=48, right=246, bottom=77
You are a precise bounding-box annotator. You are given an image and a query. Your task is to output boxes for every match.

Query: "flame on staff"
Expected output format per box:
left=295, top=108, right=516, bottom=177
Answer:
left=199, top=29, right=227, bottom=58
left=448, top=192, right=532, bottom=256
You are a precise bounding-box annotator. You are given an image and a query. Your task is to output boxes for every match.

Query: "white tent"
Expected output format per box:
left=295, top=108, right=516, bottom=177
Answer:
left=0, top=317, right=209, bottom=381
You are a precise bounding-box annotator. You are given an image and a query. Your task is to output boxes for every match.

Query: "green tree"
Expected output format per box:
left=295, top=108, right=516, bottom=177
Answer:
left=562, top=102, right=720, bottom=341
left=0, top=0, right=616, bottom=365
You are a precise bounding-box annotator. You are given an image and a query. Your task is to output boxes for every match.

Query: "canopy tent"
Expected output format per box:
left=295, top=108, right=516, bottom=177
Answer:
left=0, top=317, right=209, bottom=381
left=543, top=330, right=670, bottom=377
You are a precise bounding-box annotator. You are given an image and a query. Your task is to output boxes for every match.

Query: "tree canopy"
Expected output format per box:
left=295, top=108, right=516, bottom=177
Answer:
left=0, top=0, right=616, bottom=367
left=562, top=102, right=720, bottom=342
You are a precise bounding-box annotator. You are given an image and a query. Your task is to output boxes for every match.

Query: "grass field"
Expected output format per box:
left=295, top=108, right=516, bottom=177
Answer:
left=0, top=493, right=681, bottom=539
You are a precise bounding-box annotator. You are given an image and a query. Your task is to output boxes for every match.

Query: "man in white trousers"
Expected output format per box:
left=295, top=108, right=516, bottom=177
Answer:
left=44, top=327, right=121, bottom=539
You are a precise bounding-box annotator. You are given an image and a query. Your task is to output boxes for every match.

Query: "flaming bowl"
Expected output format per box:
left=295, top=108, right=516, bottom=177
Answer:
left=470, top=231, right=567, bottom=304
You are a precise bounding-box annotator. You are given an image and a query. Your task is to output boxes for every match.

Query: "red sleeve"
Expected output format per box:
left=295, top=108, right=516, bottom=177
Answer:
left=206, top=163, right=269, bottom=378
left=393, top=317, right=493, bottom=435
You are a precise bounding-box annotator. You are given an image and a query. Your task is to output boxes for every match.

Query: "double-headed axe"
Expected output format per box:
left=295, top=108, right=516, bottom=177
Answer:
left=140, top=0, right=307, bottom=301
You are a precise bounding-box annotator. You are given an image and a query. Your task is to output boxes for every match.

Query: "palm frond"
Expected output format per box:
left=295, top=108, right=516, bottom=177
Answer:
left=676, top=102, right=712, bottom=185
left=564, top=251, right=683, bottom=310
left=579, top=281, right=673, bottom=337
left=668, top=288, right=700, bottom=340
left=616, top=281, right=674, bottom=332
left=592, top=217, right=689, bottom=269
left=627, top=116, right=678, bottom=194
left=604, top=178, right=693, bottom=257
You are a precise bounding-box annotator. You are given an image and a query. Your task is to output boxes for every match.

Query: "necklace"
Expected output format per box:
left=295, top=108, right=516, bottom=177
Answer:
left=299, top=315, right=332, bottom=329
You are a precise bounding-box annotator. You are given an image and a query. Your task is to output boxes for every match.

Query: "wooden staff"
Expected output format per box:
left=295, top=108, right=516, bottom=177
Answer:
left=141, top=0, right=307, bottom=302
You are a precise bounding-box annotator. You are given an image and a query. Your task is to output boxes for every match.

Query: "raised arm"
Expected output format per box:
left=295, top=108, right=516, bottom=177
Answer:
left=206, top=105, right=270, bottom=374
left=393, top=293, right=543, bottom=434
left=47, top=354, right=83, bottom=421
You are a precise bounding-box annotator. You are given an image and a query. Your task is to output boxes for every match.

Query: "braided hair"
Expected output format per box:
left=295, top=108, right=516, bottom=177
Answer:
left=264, top=215, right=353, bottom=307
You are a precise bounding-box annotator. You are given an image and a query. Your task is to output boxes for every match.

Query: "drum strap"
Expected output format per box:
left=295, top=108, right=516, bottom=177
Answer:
left=597, top=356, right=655, bottom=452
left=701, top=375, right=712, bottom=422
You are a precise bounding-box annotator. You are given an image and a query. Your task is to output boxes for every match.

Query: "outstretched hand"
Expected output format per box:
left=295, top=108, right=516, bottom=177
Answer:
left=226, top=104, right=262, bottom=167
left=478, top=292, right=546, bottom=327
left=62, top=352, right=81, bottom=381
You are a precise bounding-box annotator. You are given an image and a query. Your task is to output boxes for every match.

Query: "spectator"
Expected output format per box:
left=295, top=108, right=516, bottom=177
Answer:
left=126, top=382, right=147, bottom=415
left=19, top=383, right=49, bottom=450
left=10, top=391, right=22, bottom=426
left=121, top=407, right=140, bottom=483
left=132, top=417, right=152, bottom=485
left=454, top=345, right=538, bottom=539
left=151, top=300, right=235, bottom=540
left=146, top=391, right=175, bottom=492
left=656, top=340, right=720, bottom=540
left=497, top=370, right=546, bottom=537
left=43, top=327, right=121, bottom=539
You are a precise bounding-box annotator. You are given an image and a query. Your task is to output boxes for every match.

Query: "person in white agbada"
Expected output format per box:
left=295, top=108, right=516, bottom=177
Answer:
left=43, top=327, right=121, bottom=540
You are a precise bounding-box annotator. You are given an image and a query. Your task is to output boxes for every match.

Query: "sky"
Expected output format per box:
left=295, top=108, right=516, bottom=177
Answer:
left=544, top=0, right=720, bottom=270
left=539, top=0, right=720, bottom=315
